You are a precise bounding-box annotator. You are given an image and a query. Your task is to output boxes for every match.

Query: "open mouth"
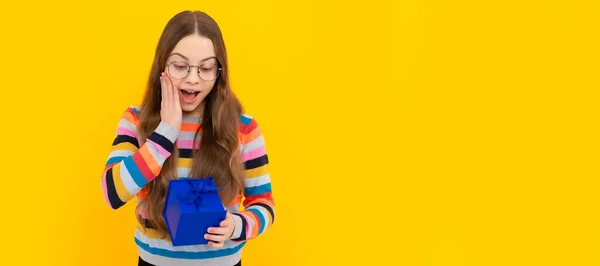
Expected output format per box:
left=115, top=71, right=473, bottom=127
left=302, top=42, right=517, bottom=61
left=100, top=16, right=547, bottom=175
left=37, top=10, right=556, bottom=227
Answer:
left=179, top=89, right=202, bottom=103
left=180, top=89, right=200, bottom=96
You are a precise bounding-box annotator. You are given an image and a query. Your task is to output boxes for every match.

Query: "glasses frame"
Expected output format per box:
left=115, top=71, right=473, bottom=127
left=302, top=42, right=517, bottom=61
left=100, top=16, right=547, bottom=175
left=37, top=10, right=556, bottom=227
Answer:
left=166, top=60, right=222, bottom=82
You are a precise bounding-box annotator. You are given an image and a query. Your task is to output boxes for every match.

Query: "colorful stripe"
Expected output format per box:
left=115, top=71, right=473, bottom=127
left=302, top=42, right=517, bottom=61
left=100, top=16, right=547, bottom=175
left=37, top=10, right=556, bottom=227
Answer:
left=101, top=107, right=178, bottom=209
left=242, top=146, right=266, bottom=162
left=245, top=164, right=269, bottom=179
left=230, top=118, right=275, bottom=241
left=176, top=140, right=201, bottom=149
left=135, top=237, right=246, bottom=259
left=147, top=139, right=171, bottom=158
left=101, top=106, right=275, bottom=265
left=180, top=122, right=202, bottom=132
left=117, top=127, right=137, bottom=138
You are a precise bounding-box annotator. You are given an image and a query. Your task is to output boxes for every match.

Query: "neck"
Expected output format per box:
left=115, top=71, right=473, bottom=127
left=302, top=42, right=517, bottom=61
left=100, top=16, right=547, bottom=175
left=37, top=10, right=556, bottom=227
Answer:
left=184, top=102, right=205, bottom=118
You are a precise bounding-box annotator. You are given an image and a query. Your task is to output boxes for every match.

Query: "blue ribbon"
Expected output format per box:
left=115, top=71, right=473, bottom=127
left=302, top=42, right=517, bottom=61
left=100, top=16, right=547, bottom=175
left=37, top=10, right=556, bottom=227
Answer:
left=178, top=180, right=220, bottom=211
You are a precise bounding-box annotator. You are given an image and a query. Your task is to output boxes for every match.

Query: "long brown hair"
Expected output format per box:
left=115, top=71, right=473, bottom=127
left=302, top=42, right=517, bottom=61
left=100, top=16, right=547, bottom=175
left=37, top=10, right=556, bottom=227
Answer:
left=136, top=10, right=245, bottom=238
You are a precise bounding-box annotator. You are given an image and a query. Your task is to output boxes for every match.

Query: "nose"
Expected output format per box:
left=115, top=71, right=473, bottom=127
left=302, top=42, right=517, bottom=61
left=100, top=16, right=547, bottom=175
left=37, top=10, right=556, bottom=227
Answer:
left=184, top=66, right=201, bottom=84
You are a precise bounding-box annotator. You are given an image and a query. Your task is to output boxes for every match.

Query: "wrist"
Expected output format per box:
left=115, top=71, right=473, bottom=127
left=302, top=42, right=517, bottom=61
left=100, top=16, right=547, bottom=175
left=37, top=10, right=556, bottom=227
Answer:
left=156, top=121, right=180, bottom=143
left=229, top=213, right=243, bottom=240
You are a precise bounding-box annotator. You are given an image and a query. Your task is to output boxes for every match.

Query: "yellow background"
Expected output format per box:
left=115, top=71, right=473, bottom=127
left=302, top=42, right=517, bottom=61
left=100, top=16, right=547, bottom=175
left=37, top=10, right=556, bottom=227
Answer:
left=0, top=0, right=598, bottom=265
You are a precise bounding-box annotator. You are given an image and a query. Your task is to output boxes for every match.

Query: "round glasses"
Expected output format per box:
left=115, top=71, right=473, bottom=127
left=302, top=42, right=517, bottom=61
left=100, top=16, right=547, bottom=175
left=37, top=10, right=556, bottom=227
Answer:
left=166, top=61, right=222, bottom=81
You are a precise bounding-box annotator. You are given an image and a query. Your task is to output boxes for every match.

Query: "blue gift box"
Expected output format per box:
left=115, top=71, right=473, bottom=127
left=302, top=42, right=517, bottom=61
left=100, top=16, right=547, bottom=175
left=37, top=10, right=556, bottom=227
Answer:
left=163, top=177, right=227, bottom=246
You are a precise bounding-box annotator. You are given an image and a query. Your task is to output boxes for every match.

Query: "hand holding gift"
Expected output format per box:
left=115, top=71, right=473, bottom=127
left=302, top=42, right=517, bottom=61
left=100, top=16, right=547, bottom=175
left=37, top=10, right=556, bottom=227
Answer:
left=163, top=177, right=229, bottom=246
left=205, top=212, right=236, bottom=248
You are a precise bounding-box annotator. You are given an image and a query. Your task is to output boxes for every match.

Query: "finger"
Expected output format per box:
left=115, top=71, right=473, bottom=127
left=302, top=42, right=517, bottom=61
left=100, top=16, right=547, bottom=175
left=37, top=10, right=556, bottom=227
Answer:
left=162, top=72, right=172, bottom=106
left=205, top=233, right=226, bottom=243
left=220, top=216, right=234, bottom=227
left=164, top=73, right=174, bottom=104
left=207, top=227, right=229, bottom=235
left=160, top=75, right=166, bottom=108
left=163, top=73, right=172, bottom=107
left=219, top=220, right=231, bottom=228
left=208, top=241, right=223, bottom=248
left=165, top=72, right=175, bottom=89
left=168, top=74, right=180, bottom=107
left=220, top=213, right=232, bottom=227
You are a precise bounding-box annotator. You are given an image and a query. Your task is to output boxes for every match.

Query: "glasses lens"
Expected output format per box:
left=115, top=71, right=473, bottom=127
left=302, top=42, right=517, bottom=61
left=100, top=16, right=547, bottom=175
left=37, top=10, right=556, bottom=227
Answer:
left=168, top=62, right=189, bottom=79
left=199, top=65, right=219, bottom=81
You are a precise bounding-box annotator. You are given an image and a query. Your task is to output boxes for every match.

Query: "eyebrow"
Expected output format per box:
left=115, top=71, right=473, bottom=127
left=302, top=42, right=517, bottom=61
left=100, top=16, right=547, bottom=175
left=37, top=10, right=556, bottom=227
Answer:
left=168, top=53, right=217, bottom=63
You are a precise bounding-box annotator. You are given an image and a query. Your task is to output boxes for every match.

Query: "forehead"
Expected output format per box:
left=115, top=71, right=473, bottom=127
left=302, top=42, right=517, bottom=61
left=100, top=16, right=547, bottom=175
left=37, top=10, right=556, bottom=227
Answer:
left=170, top=34, right=216, bottom=61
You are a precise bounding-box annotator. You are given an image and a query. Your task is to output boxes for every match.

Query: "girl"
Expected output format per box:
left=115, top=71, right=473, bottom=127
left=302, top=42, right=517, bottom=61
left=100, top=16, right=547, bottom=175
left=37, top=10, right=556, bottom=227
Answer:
left=100, top=10, right=275, bottom=266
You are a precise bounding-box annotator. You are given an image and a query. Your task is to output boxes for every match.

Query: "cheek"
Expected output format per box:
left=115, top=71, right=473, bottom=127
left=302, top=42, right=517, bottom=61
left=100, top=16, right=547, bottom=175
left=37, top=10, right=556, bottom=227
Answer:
left=170, top=80, right=183, bottom=89
left=163, top=68, right=181, bottom=88
left=202, top=81, right=216, bottom=92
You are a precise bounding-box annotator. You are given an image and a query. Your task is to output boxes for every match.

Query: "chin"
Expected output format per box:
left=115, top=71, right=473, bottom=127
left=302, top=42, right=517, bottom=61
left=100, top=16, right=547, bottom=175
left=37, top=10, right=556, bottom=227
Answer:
left=182, top=104, right=201, bottom=112
left=181, top=99, right=205, bottom=113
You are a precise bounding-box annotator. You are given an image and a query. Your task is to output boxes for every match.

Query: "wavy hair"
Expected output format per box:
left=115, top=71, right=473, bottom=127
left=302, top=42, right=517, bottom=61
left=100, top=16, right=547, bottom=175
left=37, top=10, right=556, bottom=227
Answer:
left=135, top=10, right=245, bottom=239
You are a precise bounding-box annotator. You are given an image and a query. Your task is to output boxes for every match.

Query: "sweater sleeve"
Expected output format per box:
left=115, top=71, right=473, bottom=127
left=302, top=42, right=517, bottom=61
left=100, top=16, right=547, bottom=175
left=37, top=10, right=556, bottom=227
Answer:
left=230, top=117, right=276, bottom=241
left=101, top=106, right=179, bottom=210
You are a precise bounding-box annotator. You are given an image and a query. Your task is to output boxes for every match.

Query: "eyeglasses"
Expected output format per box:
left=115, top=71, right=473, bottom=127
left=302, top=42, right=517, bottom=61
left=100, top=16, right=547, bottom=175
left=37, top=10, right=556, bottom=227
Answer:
left=166, top=61, right=222, bottom=81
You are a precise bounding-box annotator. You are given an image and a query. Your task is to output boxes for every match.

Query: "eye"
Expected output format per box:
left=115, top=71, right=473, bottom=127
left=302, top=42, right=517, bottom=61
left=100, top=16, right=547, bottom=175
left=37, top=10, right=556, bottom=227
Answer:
left=173, top=63, right=188, bottom=70
left=200, top=66, right=214, bottom=72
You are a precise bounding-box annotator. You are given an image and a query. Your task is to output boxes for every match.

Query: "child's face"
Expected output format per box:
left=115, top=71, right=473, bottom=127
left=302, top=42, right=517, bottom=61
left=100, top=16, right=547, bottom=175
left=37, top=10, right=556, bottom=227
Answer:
left=165, top=34, right=219, bottom=116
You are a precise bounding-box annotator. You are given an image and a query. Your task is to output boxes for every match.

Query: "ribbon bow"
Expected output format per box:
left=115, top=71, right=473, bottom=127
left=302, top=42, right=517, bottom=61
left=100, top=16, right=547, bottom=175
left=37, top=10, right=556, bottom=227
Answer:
left=178, top=180, right=220, bottom=211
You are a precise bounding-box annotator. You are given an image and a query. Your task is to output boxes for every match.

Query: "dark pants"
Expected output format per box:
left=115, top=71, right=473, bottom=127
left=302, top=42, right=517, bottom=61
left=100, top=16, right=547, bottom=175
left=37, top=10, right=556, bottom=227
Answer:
left=138, top=256, right=241, bottom=266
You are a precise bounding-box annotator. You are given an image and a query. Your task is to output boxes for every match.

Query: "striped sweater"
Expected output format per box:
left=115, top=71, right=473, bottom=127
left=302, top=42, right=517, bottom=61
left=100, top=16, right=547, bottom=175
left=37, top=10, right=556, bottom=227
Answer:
left=101, top=106, right=275, bottom=266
